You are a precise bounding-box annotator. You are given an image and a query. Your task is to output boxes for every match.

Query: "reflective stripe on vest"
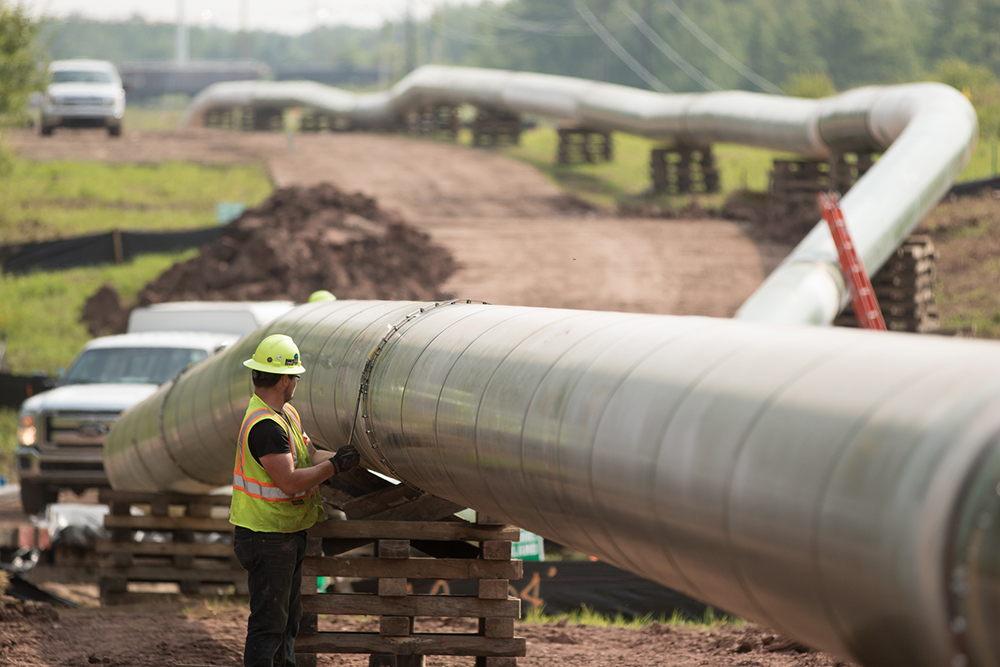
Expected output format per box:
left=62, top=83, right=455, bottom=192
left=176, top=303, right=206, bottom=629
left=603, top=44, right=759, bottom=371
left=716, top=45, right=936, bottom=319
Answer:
left=233, top=401, right=314, bottom=502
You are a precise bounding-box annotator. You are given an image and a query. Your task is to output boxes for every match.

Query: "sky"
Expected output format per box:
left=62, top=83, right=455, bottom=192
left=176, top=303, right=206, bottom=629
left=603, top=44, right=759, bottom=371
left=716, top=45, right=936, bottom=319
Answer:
left=23, top=0, right=488, bottom=33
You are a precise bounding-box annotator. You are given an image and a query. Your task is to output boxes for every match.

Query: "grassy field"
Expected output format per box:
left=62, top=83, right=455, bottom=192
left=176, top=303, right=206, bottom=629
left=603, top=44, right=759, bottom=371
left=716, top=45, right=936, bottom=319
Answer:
left=0, top=159, right=272, bottom=375
left=0, top=160, right=271, bottom=243
left=477, top=125, right=1000, bottom=210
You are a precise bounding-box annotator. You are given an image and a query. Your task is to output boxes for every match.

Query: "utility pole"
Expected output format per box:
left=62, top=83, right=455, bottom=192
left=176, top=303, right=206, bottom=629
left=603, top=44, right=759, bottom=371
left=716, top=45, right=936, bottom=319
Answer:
left=175, top=0, right=189, bottom=65
left=405, top=0, right=417, bottom=74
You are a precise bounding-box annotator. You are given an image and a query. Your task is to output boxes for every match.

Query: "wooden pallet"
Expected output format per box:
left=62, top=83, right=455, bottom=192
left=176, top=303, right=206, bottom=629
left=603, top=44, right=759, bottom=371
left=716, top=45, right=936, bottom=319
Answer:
left=299, top=469, right=526, bottom=667
left=835, top=234, right=940, bottom=333
left=407, top=105, right=461, bottom=141
left=557, top=127, right=613, bottom=164
left=650, top=145, right=720, bottom=195
left=96, top=489, right=243, bottom=605
left=471, top=108, right=522, bottom=147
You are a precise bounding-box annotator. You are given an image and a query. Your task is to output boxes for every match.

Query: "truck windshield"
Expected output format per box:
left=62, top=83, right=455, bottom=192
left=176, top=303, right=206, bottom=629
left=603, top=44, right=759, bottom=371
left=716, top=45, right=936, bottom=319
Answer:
left=51, top=70, right=114, bottom=84
left=62, top=348, right=208, bottom=386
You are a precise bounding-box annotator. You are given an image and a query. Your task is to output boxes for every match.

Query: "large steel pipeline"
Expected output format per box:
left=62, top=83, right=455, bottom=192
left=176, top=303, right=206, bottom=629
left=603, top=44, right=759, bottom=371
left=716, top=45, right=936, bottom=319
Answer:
left=106, top=299, right=1000, bottom=667
left=181, top=65, right=977, bottom=326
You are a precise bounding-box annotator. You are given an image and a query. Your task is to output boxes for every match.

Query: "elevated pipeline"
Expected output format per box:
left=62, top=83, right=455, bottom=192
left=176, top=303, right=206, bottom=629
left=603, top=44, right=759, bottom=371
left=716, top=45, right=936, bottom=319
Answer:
left=181, top=66, right=977, bottom=326
left=106, top=300, right=1000, bottom=667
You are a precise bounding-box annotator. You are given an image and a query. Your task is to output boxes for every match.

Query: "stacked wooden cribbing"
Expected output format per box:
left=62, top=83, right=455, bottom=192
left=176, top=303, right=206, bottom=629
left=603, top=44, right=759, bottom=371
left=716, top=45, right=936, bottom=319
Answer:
left=557, top=127, right=613, bottom=164
left=407, top=105, right=461, bottom=141
left=295, top=468, right=525, bottom=667
left=96, top=489, right=244, bottom=606
left=767, top=153, right=876, bottom=234
left=471, top=108, right=522, bottom=146
left=834, top=234, right=940, bottom=333
left=650, top=145, right=720, bottom=195
left=300, top=111, right=352, bottom=133
left=299, top=517, right=524, bottom=667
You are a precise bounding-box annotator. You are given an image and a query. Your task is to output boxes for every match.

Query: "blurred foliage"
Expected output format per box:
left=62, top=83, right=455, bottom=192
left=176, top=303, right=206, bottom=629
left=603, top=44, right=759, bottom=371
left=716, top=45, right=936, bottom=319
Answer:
left=782, top=72, right=838, bottom=99
left=0, top=1, right=44, bottom=163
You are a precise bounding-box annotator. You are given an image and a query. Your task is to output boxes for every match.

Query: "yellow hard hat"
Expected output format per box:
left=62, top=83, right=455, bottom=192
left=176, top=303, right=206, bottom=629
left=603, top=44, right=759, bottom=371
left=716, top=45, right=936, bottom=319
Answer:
left=243, top=334, right=306, bottom=374
left=308, top=290, right=337, bottom=303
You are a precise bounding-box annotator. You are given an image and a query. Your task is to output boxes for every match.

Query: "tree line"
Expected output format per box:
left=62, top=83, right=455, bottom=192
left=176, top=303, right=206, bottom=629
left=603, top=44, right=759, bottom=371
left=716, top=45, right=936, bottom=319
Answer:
left=14, top=0, right=1000, bottom=138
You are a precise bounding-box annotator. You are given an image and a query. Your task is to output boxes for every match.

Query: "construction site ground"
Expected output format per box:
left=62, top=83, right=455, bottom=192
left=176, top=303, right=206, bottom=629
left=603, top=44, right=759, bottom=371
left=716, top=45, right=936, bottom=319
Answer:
left=6, top=123, right=996, bottom=667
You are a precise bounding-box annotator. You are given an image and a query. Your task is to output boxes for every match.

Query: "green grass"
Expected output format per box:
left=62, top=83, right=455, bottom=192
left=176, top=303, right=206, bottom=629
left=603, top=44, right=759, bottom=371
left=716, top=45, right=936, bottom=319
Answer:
left=469, top=124, right=997, bottom=211
left=958, top=137, right=1000, bottom=182
left=0, top=156, right=273, bottom=376
left=0, top=250, right=199, bottom=375
left=458, top=124, right=796, bottom=209
left=520, top=604, right=742, bottom=628
left=0, top=407, right=17, bottom=481
left=0, top=160, right=272, bottom=243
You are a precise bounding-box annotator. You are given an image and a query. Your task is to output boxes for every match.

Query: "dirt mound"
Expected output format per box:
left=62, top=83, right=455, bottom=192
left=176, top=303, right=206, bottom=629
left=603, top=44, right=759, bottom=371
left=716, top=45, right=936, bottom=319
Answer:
left=81, top=183, right=459, bottom=335
left=139, top=183, right=457, bottom=304
left=80, top=284, right=129, bottom=337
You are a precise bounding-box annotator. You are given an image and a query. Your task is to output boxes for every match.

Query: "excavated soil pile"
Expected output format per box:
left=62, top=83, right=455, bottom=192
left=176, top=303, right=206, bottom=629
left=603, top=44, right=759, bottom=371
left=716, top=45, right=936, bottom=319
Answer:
left=81, top=183, right=458, bottom=335
left=140, top=183, right=458, bottom=304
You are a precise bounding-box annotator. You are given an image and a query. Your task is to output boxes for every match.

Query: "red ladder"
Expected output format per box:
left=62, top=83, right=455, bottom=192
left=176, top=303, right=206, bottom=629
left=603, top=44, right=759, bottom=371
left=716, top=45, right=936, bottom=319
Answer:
left=816, top=191, right=887, bottom=331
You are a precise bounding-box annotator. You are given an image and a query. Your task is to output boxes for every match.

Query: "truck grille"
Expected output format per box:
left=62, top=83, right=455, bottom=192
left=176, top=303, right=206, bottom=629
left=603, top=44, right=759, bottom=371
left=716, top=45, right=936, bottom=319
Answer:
left=44, top=411, right=120, bottom=448
left=63, top=96, right=106, bottom=106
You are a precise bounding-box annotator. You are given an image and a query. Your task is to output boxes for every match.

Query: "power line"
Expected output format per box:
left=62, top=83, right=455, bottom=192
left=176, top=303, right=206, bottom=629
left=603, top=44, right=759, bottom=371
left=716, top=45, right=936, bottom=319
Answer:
left=661, top=0, right=783, bottom=95
left=476, top=5, right=593, bottom=37
left=618, top=0, right=720, bottom=92
left=574, top=0, right=672, bottom=94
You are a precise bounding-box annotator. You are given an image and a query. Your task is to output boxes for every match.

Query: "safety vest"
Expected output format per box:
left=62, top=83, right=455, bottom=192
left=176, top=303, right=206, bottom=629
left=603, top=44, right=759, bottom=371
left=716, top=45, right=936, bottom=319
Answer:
left=230, top=393, right=324, bottom=533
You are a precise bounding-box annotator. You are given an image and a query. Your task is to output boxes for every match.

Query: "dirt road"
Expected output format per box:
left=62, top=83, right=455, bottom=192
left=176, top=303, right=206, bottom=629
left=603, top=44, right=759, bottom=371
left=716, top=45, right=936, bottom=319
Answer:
left=10, top=128, right=789, bottom=317
left=0, top=127, right=818, bottom=667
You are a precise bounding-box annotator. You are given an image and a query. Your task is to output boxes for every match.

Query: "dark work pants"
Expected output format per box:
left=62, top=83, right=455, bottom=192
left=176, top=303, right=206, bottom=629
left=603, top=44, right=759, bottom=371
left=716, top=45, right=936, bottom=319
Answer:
left=234, top=526, right=308, bottom=667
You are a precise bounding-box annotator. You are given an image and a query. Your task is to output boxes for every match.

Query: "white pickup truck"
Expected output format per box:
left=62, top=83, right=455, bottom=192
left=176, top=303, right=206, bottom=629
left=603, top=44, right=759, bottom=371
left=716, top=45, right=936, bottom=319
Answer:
left=14, top=301, right=295, bottom=514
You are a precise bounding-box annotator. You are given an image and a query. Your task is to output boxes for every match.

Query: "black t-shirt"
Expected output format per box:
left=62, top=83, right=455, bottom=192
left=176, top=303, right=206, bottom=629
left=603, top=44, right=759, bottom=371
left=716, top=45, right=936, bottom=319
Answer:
left=247, top=416, right=291, bottom=467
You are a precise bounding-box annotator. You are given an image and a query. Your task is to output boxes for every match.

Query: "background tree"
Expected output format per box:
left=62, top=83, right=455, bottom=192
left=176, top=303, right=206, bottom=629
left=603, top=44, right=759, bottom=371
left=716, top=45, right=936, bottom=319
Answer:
left=0, top=1, right=42, bottom=133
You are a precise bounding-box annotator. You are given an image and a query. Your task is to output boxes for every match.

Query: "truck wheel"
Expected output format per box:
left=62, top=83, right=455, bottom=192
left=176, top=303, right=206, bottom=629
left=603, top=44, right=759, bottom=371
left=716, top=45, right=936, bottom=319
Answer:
left=40, top=125, right=53, bottom=137
left=20, top=481, right=58, bottom=515
left=108, top=124, right=121, bottom=138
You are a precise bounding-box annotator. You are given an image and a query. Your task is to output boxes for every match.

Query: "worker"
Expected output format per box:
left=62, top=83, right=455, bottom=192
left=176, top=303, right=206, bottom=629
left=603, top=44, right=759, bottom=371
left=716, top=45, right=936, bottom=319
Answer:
left=308, top=290, right=337, bottom=303
left=231, top=333, right=360, bottom=667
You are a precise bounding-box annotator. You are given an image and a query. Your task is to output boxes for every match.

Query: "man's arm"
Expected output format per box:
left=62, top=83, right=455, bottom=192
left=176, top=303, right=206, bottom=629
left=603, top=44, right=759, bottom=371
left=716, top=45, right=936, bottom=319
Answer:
left=303, top=432, right=335, bottom=465
left=260, top=452, right=337, bottom=496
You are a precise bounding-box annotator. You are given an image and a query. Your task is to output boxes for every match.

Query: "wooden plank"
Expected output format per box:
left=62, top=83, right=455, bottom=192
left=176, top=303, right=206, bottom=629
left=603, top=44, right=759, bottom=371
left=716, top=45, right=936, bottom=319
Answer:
left=304, top=557, right=522, bottom=580
left=98, top=565, right=244, bottom=582
left=104, top=515, right=234, bottom=533
left=95, top=541, right=235, bottom=558
left=308, top=521, right=519, bottom=543
left=478, top=580, right=509, bottom=600
left=303, top=594, right=520, bottom=618
left=482, top=618, right=515, bottom=639
left=341, top=485, right=421, bottom=519
left=481, top=541, right=512, bottom=561
left=380, top=617, right=412, bottom=637
left=294, top=632, right=525, bottom=657
left=99, top=489, right=231, bottom=507
left=363, top=496, right=466, bottom=522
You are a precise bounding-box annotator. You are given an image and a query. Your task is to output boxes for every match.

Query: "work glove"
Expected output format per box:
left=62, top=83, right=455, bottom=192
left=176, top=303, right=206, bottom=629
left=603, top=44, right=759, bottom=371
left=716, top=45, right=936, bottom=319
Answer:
left=331, top=444, right=361, bottom=474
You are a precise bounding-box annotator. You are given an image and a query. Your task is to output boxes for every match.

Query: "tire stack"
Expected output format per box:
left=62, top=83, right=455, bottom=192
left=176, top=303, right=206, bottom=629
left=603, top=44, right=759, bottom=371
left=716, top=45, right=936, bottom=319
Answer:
left=835, top=234, right=940, bottom=333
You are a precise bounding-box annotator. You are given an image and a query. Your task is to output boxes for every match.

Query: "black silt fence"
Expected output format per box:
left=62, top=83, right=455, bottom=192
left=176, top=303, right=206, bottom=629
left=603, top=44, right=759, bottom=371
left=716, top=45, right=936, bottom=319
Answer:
left=0, top=227, right=224, bottom=275
left=0, top=373, right=55, bottom=409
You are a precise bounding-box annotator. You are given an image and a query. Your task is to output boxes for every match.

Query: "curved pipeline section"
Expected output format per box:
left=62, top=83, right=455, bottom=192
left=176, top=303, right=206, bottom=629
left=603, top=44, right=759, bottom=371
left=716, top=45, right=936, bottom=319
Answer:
left=181, top=66, right=977, bottom=326
left=107, top=300, right=1000, bottom=667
